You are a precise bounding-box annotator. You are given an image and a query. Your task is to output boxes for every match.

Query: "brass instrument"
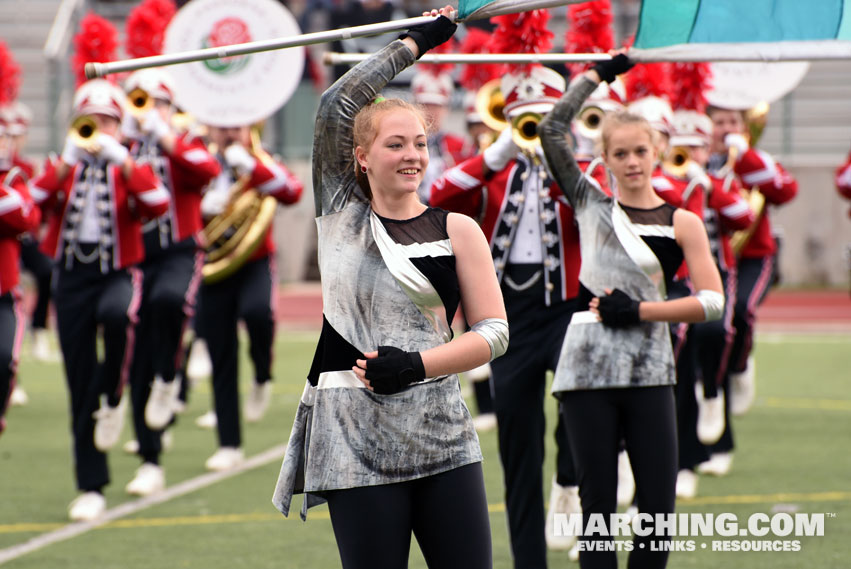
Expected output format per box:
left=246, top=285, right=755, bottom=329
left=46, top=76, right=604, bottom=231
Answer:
left=127, top=87, right=154, bottom=118
left=201, top=125, right=277, bottom=284
left=69, top=115, right=101, bottom=154
left=575, top=105, right=605, bottom=141
left=511, top=111, right=542, bottom=152
left=475, top=78, right=508, bottom=133
left=662, top=145, right=693, bottom=179
left=730, top=102, right=770, bottom=255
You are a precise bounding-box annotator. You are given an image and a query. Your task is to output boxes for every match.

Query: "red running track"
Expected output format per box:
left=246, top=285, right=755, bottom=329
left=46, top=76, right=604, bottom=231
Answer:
left=277, top=284, right=851, bottom=333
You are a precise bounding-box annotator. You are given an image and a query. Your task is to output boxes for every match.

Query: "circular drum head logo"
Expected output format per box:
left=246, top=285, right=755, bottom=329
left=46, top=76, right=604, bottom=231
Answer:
left=203, top=17, right=251, bottom=74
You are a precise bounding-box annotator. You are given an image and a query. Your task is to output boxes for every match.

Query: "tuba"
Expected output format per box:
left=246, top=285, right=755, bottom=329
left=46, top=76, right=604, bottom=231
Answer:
left=162, top=0, right=305, bottom=283
left=201, top=126, right=277, bottom=284
left=729, top=102, right=770, bottom=255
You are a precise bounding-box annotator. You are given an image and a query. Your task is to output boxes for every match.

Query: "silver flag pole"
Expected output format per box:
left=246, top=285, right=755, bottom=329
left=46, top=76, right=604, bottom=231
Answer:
left=323, top=52, right=613, bottom=66
left=85, top=12, right=450, bottom=79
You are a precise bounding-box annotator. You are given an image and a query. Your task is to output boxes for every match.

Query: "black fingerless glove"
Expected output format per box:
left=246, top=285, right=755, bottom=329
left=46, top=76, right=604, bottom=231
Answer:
left=597, top=288, right=641, bottom=327
left=591, top=53, right=635, bottom=84
left=398, top=15, right=457, bottom=59
left=364, top=346, right=426, bottom=395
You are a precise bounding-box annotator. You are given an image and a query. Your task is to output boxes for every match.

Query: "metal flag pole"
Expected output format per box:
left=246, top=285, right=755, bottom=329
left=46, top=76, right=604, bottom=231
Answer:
left=84, top=1, right=581, bottom=79
left=323, top=52, right=613, bottom=66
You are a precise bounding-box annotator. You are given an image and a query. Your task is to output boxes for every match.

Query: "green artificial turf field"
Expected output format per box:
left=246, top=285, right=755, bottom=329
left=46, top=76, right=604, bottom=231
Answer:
left=1, top=330, right=848, bottom=568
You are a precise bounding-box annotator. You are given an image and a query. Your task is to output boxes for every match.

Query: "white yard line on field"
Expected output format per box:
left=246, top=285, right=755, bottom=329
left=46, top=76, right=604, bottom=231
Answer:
left=0, top=444, right=287, bottom=566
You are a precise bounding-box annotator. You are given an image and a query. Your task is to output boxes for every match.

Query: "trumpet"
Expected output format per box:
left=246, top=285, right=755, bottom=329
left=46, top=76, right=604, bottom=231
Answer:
left=575, top=105, right=605, bottom=140
left=126, top=87, right=154, bottom=118
left=511, top=111, right=542, bottom=152
left=69, top=115, right=101, bottom=154
left=662, top=145, right=694, bottom=179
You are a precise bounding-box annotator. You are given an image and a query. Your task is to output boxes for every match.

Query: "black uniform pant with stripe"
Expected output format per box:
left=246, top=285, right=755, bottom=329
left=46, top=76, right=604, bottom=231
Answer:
left=20, top=236, right=54, bottom=329
left=728, top=255, right=775, bottom=374
left=54, top=259, right=139, bottom=491
left=489, top=264, right=577, bottom=569
left=196, top=255, right=275, bottom=448
left=129, top=240, right=202, bottom=464
left=0, top=292, right=23, bottom=436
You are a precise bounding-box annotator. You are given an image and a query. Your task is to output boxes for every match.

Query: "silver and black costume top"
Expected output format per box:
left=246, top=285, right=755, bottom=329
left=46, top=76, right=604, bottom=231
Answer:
left=272, top=41, right=482, bottom=520
left=539, top=76, right=683, bottom=393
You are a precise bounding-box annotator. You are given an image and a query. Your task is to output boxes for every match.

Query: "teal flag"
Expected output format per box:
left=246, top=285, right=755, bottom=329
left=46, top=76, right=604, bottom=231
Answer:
left=458, top=0, right=577, bottom=21
left=635, top=0, right=851, bottom=48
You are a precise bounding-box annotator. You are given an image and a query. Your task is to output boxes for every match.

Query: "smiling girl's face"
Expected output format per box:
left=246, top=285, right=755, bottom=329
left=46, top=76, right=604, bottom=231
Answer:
left=356, top=109, right=429, bottom=198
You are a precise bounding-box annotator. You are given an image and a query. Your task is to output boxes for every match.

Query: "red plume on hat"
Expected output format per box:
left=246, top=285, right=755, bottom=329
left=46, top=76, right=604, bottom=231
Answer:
left=490, top=9, right=554, bottom=74
left=72, top=12, right=119, bottom=88
left=0, top=41, right=22, bottom=107
left=669, top=62, right=712, bottom=113
left=564, top=0, right=613, bottom=77
left=125, top=0, right=177, bottom=59
left=458, top=28, right=505, bottom=92
left=620, top=35, right=672, bottom=102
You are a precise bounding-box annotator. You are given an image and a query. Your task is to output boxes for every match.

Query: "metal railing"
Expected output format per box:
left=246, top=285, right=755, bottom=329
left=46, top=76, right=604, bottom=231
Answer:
left=44, top=0, right=89, bottom=153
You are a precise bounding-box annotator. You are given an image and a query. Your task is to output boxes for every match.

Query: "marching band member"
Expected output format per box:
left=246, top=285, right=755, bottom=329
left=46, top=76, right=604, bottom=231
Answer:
left=666, top=109, right=755, bottom=499
left=273, top=10, right=503, bottom=566
left=0, top=115, right=40, bottom=436
left=29, top=79, right=169, bottom=520
left=540, top=53, right=723, bottom=569
left=704, top=103, right=798, bottom=474
left=411, top=67, right=468, bottom=204
left=8, top=102, right=59, bottom=366
left=431, top=63, right=582, bottom=564
left=196, top=121, right=302, bottom=471
left=121, top=68, right=221, bottom=495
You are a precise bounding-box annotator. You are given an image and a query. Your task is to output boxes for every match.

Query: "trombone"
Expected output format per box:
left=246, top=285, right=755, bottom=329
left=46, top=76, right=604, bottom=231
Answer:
left=68, top=115, right=101, bottom=154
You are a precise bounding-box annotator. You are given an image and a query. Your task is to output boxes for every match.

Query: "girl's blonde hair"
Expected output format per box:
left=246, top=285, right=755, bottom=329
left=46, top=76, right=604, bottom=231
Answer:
left=352, top=97, right=429, bottom=200
left=599, top=110, right=658, bottom=156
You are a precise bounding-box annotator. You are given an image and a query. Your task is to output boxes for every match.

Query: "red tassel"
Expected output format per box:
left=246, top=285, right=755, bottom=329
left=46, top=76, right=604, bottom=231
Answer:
left=490, top=10, right=554, bottom=73
left=565, top=0, right=613, bottom=76
left=458, top=28, right=505, bottom=91
left=0, top=41, right=22, bottom=106
left=72, top=12, right=119, bottom=88
left=669, top=62, right=713, bottom=113
left=125, top=0, right=177, bottom=59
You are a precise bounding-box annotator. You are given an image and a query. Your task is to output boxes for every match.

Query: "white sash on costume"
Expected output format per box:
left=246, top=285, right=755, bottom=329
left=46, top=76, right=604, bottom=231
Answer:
left=610, top=202, right=667, bottom=300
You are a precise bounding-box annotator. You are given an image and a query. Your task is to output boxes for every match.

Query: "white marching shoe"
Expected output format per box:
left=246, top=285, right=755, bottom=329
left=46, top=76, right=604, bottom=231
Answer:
left=616, top=450, right=636, bottom=507
left=93, top=395, right=127, bottom=451
left=697, top=452, right=733, bottom=477
left=545, top=477, right=581, bottom=550
left=31, top=328, right=60, bottom=362
left=186, top=338, right=213, bottom=383
left=123, top=430, right=174, bottom=455
left=145, top=376, right=181, bottom=430
left=205, top=447, right=244, bottom=471
left=125, top=463, right=165, bottom=496
left=244, top=381, right=272, bottom=423
left=730, top=355, right=756, bottom=416
left=696, top=384, right=726, bottom=445
left=471, top=412, right=497, bottom=432
left=195, top=410, right=217, bottom=429
left=10, top=385, right=28, bottom=406
left=676, top=469, right=699, bottom=499
left=68, top=492, right=106, bottom=521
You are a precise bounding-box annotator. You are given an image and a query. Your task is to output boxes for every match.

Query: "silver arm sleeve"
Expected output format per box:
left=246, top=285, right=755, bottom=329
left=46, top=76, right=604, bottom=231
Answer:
left=695, top=289, right=725, bottom=322
left=470, top=317, right=509, bottom=361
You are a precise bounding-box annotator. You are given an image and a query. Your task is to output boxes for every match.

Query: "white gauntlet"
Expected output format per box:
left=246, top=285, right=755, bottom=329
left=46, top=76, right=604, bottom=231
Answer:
left=483, top=128, right=519, bottom=173
left=471, top=317, right=509, bottom=361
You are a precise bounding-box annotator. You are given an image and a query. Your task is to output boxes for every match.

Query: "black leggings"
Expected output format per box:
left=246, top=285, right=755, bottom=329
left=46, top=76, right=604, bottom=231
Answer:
left=561, top=386, right=677, bottom=569
left=324, top=462, right=492, bottom=569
